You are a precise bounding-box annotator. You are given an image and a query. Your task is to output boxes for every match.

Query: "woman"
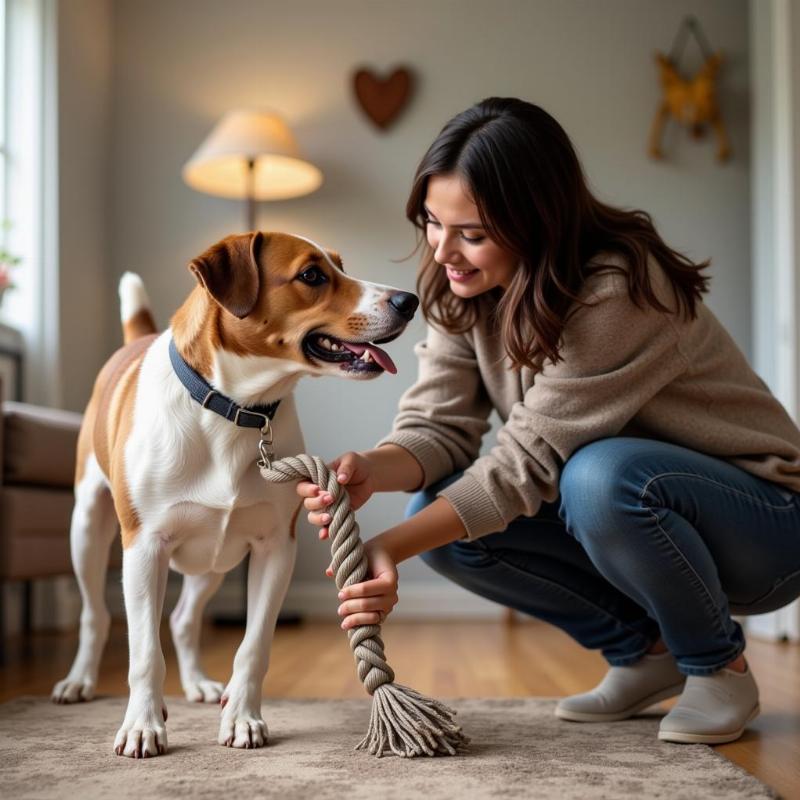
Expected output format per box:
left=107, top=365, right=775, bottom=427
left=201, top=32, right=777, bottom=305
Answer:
left=298, top=97, right=800, bottom=745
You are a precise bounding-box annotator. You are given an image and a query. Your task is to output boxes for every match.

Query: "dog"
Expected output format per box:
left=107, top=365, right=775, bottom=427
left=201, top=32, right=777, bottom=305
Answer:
left=50, top=231, right=418, bottom=757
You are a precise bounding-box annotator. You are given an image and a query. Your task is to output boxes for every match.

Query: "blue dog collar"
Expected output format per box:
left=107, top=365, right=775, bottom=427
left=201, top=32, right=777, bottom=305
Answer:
left=168, top=338, right=280, bottom=430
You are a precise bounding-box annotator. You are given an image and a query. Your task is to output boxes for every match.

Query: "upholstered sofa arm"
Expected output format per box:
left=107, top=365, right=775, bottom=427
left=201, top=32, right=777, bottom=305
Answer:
left=0, top=389, right=84, bottom=582
left=2, top=400, right=82, bottom=489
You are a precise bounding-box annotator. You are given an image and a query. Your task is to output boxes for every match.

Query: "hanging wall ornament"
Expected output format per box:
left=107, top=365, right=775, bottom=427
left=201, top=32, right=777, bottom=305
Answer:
left=353, top=66, right=414, bottom=131
left=648, top=16, right=731, bottom=163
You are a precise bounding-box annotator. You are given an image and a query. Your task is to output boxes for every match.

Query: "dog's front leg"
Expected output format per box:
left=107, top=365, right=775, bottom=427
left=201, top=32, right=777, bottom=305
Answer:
left=114, top=534, right=170, bottom=758
left=170, top=571, right=226, bottom=702
left=219, top=532, right=297, bottom=749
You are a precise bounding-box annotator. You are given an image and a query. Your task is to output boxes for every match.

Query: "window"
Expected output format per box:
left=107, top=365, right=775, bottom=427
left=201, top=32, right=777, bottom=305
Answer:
left=1, top=0, right=58, bottom=405
left=0, top=0, right=9, bottom=293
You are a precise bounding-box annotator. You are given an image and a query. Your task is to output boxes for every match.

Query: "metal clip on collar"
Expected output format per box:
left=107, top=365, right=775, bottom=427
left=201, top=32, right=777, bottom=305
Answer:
left=257, top=419, right=275, bottom=470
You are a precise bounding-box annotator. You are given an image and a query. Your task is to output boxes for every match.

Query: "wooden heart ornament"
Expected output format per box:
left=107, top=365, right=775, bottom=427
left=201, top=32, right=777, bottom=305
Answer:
left=353, top=67, right=414, bottom=131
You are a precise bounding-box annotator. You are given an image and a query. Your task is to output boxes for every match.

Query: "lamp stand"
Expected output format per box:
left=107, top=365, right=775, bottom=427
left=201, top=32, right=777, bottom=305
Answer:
left=246, top=157, right=256, bottom=232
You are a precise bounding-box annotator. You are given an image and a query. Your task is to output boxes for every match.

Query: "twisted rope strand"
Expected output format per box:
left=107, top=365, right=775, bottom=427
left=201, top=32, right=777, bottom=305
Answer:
left=260, top=454, right=469, bottom=757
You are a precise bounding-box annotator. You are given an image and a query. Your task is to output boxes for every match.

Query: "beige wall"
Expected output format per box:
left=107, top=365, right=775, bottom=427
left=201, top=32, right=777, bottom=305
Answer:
left=57, top=0, right=114, bottom=411
left=57, top=0, right=750, bottom=605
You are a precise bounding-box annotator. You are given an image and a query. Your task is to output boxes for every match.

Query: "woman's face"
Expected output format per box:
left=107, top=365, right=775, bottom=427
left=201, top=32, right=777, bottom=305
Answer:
left=424, top=173, right=517, bottom=298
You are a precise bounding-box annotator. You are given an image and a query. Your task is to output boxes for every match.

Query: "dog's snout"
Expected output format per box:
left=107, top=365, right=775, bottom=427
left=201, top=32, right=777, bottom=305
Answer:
left=388, top=291, right=419, bottom=321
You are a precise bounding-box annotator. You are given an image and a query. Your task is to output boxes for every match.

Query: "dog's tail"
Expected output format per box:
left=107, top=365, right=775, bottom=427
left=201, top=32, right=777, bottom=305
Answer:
left=119, top=272, right=157, bottom=344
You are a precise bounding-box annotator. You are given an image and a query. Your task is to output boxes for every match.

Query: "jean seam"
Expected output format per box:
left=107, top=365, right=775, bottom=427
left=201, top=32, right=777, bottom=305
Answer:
left=473, top=540, right=655, bottom=646
left=640, top=470, right=796, bottom=511
left=637, top=491, right=732, bottom=642
left=730, top=565, right=800, bottom=610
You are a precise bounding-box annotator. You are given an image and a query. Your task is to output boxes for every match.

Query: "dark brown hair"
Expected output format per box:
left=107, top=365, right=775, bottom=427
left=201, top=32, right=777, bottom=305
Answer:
left=406, top=97, right=710, bottom=370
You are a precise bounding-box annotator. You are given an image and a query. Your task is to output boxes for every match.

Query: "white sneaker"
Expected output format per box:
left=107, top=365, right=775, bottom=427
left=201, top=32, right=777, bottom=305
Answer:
left=555, top=652, right=686, bottom=723
left=658, top=665, right=760, bottom=744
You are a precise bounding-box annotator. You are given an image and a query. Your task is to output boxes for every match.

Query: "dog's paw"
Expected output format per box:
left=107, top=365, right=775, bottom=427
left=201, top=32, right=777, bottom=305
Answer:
left=183, top=677, right=225, bottom=704
left=51, top=676, right=96, bottom=704
left=114, top=702, right=168, bottom=758
left=218, top=706, right=268, bottom=749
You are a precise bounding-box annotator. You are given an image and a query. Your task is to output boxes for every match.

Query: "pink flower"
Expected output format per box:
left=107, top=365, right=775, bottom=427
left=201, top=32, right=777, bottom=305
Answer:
left=0, top=262, right=15, bottom=291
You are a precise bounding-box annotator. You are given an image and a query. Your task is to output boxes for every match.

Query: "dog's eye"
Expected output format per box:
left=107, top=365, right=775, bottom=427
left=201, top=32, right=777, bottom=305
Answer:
left=296, top=266, right=328, bottom=287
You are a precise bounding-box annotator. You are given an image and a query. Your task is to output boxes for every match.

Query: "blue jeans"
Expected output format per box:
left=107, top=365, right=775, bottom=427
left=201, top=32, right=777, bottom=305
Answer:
left=408, top=437, right=800, bottom=675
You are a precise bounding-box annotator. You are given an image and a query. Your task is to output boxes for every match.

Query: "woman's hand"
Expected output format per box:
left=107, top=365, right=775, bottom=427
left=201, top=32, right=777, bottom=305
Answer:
left=335, top=541, right=399, bottom=630
left=295, top=451, right=376, bottom=540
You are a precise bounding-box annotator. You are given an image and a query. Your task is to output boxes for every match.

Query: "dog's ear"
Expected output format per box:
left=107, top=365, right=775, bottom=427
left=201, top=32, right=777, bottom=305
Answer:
left=188, top=231, right=263, bottom=319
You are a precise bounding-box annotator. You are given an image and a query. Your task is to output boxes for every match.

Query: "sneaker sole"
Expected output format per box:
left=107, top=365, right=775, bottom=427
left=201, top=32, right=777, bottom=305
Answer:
left=554, top=681, right=687, bottom=723
left=657, top=703, right=760, bottom=744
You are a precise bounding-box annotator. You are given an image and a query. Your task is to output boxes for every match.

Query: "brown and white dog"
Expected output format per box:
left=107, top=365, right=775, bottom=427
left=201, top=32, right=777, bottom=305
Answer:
left=51, top=231, right=418, bottom=758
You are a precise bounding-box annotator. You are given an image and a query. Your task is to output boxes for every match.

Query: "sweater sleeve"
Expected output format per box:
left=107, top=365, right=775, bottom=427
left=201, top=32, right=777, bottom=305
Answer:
left=376, top=323, right=493, bottom=489
left=438, top=274, right=689, bottom=540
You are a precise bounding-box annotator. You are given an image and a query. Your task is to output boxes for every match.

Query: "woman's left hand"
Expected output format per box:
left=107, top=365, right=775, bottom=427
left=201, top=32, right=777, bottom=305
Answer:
left=333, top=541, right=399, bottom=630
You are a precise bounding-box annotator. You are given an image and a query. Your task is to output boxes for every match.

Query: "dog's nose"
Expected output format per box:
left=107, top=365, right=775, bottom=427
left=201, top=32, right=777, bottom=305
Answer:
left=388, top=291, right=419, bottom=321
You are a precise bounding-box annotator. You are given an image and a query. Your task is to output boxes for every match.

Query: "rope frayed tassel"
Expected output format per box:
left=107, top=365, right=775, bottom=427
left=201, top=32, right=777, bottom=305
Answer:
left=260, top=454, right=469, bottom=757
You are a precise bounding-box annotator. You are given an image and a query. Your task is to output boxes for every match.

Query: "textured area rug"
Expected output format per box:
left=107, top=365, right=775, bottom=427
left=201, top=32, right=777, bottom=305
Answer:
left=0, top=696, right=776, bottom=799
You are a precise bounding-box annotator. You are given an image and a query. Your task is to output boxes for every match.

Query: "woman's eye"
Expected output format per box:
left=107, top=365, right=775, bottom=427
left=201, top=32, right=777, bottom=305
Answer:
left=424, top=216, right=440, bottom=227
left=297, top=266, right=328, bottom=286
left=462, top=234, right=485, bottom=244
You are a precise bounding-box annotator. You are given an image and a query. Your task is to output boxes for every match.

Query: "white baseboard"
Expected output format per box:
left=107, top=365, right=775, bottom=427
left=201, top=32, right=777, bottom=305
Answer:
left=743, top=600, right=800, bottom=642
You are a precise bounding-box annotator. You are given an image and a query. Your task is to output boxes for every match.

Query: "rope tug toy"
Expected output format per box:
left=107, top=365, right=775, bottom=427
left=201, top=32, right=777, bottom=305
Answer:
left=260, top=454, right=469, bottom=758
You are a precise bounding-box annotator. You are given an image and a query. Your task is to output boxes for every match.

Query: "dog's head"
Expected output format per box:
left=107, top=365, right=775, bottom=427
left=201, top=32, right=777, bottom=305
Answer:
left=182, top=231, right=418, bottom=380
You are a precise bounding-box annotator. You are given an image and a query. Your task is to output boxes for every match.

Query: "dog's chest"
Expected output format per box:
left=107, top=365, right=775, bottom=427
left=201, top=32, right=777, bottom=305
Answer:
left=167, top=493, right=294, bottom=575
left=124, top=378, right=304, bottom=573
left=133, top=446, right=298, bottom=573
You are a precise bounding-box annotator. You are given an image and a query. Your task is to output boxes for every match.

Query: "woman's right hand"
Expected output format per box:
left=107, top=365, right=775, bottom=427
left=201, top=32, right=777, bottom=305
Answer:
left=296, top=451, right=376, bottom=540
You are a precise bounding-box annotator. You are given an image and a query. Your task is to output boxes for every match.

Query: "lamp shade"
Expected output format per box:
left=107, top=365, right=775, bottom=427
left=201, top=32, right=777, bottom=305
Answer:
left=182, top=110, right=323, bottom=201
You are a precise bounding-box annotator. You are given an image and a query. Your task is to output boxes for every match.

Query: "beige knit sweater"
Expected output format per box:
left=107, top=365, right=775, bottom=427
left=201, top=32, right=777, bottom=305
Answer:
left=378, top=257, right=800, bottom=540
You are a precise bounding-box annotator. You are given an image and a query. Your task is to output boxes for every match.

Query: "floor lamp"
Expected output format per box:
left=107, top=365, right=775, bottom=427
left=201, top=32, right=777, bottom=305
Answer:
left=182, top=110, right=323, bottom=625
left=182, top=109, right=323, bottom=231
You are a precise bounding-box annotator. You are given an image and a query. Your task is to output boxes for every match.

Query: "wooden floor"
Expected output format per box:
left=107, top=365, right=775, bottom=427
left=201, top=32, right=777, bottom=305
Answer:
left=2, top=619, right=799, bottom=798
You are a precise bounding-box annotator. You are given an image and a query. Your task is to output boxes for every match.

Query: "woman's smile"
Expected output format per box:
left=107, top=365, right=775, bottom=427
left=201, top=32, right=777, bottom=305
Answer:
left=445, top=265, right=480, bottom=282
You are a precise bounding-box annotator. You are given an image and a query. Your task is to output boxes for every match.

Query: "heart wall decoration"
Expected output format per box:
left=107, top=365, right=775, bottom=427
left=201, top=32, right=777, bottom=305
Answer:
left=353, top=66, right=414, bottom=131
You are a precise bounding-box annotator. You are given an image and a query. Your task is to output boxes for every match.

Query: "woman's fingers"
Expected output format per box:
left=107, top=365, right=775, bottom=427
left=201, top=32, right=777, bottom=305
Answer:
left=318, top=527, right=329, bottom=540
left=340, top=611, right=387, bottom=630
left=337, top=596, right=395, bottom=616
left=307, top=510, right=332, bottom=527
left=334, top=454, right=353, bottom=483
left=334, top=451, right=363, bottom=484
left=338, top=576, right=395, bottom=600
left=335, top=576, right=398, bottom=632
left=302, top=491, right=334, bottom=512
left=296, top=481, right=319, bottom=498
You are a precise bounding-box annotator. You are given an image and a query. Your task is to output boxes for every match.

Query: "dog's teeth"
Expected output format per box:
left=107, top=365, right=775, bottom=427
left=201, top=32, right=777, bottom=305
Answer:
left=362, top=350, right=372, bottom=363
left=331, top=343, right=341, bottom=351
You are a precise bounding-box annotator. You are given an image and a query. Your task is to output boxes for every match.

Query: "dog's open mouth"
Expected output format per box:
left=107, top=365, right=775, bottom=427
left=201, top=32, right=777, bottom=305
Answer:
left=303, top=332, right=398, bottom=374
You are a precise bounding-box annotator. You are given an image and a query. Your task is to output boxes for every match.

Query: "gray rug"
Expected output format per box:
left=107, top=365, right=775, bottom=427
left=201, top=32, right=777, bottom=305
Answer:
left=0, top=696, right=777, bottom=799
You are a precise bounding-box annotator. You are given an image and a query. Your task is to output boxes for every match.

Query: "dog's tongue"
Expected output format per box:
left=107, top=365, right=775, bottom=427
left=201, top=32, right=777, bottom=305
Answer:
left=342, top=342, right=397, bottom=374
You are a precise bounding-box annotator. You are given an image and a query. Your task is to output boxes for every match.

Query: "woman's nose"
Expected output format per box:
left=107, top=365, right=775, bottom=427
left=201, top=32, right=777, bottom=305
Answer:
left=434, top=233, right=459, bottom=265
